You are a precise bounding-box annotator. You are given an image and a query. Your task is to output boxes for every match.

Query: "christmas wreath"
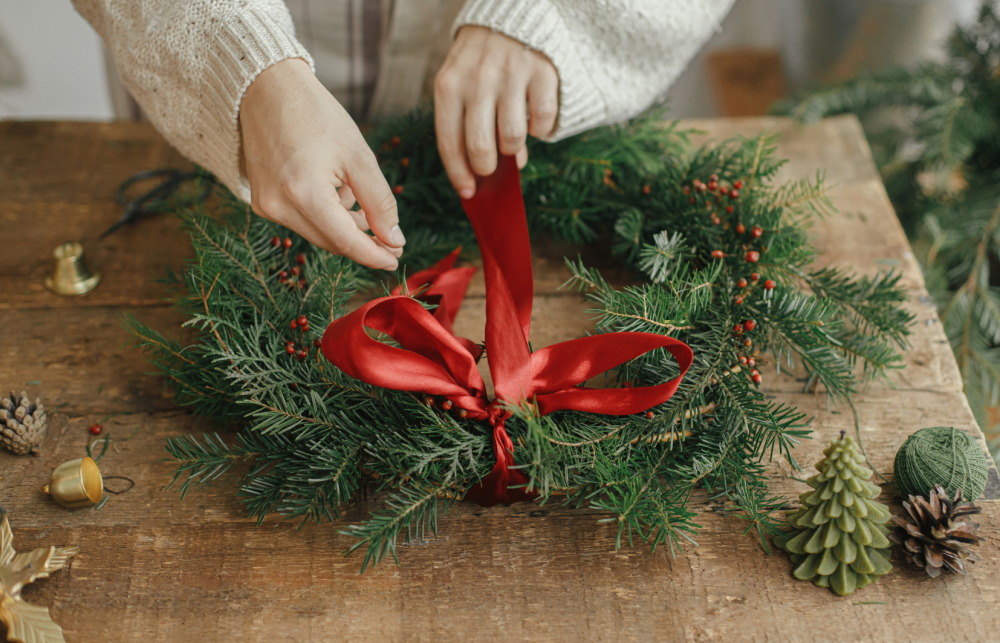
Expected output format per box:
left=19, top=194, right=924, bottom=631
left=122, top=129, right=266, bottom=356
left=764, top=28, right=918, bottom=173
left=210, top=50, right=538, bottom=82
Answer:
left=129, top=110, right=913, bottom=570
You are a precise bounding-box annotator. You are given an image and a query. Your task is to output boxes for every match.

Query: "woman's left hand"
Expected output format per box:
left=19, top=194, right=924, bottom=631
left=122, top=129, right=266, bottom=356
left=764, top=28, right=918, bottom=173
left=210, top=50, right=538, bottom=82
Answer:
left=434, top=25, right=559, bottom=199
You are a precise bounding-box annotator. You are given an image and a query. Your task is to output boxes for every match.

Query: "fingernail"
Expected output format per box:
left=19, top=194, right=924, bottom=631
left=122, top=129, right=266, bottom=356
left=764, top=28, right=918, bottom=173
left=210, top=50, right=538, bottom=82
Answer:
left=381, top=260, right=398, bottom=271
left=459, top=188, right=474, bottom=200
left=389, top=224, right=406, bottom=246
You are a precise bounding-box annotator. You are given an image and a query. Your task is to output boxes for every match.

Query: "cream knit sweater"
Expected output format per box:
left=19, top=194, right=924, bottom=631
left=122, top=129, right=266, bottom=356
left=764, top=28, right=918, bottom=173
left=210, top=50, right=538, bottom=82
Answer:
left=73, top=0, right=734, bottom=201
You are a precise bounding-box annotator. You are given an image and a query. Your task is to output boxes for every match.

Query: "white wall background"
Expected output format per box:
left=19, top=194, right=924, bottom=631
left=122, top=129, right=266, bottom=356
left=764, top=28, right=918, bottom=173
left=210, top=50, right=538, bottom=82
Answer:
left=0, top=1, right=113, bottom=120
left=0, top=0, right=984, bottom=122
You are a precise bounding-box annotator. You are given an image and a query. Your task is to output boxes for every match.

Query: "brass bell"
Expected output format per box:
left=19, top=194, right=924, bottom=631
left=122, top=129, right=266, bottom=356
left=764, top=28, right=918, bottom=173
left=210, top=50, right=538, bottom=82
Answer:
left=44, top=242, right=101, bottom=295
left=43, top=457, right=104, bottom=508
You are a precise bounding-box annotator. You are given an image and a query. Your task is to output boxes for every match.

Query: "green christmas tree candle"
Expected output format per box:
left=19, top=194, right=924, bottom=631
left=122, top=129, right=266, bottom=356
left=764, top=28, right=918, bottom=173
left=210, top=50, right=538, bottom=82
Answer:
left=774, top=432, right=893, bottom=595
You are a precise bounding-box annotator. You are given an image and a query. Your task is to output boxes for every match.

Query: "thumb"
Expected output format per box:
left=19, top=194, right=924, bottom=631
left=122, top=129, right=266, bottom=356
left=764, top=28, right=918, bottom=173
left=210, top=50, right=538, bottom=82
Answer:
left=346, top=151, right=406, bottom=248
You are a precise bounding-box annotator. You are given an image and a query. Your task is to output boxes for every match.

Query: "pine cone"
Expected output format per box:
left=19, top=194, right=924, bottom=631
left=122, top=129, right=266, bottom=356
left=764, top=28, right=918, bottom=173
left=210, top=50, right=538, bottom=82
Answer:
left=889, top=484, right=982, bottom=578
left=0, top=391, right=46, bottom=455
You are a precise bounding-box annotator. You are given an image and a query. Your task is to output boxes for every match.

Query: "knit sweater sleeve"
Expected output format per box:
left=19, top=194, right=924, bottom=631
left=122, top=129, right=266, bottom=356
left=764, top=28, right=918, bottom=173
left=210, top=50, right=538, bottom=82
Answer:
left=453, top=0, right=735, bottom=140
left=72, top=0, right=314, bottom=200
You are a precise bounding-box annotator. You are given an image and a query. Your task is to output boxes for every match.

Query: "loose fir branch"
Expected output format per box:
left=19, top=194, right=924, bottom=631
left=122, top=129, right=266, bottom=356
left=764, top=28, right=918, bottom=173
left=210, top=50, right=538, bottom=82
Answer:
left=775, top=1, right=1000, bottom=453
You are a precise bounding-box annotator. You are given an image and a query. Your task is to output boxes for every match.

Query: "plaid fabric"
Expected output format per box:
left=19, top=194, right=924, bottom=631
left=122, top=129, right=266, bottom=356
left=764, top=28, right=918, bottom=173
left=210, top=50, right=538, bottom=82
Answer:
left=286, top=0, right=463, bottom=121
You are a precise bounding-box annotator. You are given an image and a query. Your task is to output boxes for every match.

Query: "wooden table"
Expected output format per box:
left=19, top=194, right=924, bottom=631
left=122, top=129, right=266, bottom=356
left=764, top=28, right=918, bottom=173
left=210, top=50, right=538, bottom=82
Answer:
left=2, top=116, right=999, bottom=642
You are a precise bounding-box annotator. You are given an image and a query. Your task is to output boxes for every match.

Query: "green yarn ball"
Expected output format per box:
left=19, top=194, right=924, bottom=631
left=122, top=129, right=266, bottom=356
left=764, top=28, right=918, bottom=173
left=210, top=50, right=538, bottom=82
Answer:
left=894, top=426, right=989, bottom=500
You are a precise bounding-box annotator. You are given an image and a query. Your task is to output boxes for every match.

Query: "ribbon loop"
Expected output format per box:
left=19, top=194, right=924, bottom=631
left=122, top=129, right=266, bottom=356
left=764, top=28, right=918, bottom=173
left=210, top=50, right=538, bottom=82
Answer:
left=322, top=155, right=693, bottom=507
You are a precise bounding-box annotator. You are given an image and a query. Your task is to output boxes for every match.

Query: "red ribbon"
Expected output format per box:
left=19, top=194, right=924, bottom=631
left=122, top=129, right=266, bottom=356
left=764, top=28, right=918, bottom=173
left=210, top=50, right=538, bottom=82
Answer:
left=322, top=155, right=693, bottom=507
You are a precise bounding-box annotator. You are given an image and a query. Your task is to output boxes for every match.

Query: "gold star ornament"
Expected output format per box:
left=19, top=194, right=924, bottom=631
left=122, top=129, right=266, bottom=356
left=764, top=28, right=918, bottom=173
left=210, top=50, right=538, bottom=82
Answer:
left=0, top=509, right=78, bottom=643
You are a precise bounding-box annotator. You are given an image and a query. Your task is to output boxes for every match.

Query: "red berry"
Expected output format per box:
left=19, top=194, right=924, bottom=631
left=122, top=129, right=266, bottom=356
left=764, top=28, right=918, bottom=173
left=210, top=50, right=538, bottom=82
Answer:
left=279, top=270, right=288, bottom=279
left=605, top=168, right=614, bottom=178
left=736, top=223, right=745, bottom=235
left=711, top=250, right=725, bottom=259
left=751, top=272, right=760, bottom=282
left=734, top=179, right=744, bottom=190
left=710, top=174, right=719, bottom=182
left=738, top=356, right=747, bottom=365
left=283, top=237, right=292, bottom=249
left=730, top=189, right=740, bottom=199
left=401, top=157, right=410, bottom=168
left=646, top=411, right=655, bottom=420
left=707, top=181, right=718, bottom=191
left=752, top=374, right=762, bottom=385
left=425, top=396, right=435, bottom=406
left=457, top=409, right=468, bottom=419
left=299, top=278, right=306, bottom=289
left=643, top=184, right=651, bottom=194
left=744, top=320, right=756, bottom=331
left=690, top=197, right=695, bottom=204
left=726, top=205, right=734, bottom=214
left=89, top=423, right=102, bottom=436
left=313, top=339, right=322, bottom=348
left=734, top=324, right=744, bottom=335
left=296, top=350, right=307, bottom=361
left=297, top=315, right=308, bottom=327
left=623, top=382, right=631, bottom=388
left=764, top=279, right=776, bottom=290
left=712, top=217, right=721, bottom=225
left=290, top=320, right=298, bottom=330
left=391, top=135, right=401, bottom=147
left=286, top=344, right=295, bottom=355
left=751, top=369, right=760, bottom=376
left=735, top=296, right=744, bottom=305
left=393, top=185, right=404, bottom=195
left=745, top=251, right=760, bottom=263
left=442, top=400, right=453, bottom=411
left=737, top=278, right=747, bottom=288
left=270, top=236, right=281, bottom=247
left=291, top=266, right=300, bottom=276
left=683, top=186, right=691, bottom=195
left=743, top=338, right=752, bottom=347
left=752, top=225, right=763, bottom=239
left=747, top=358, right=756, bottom=368
left=296, top=253, right=306, bottom=265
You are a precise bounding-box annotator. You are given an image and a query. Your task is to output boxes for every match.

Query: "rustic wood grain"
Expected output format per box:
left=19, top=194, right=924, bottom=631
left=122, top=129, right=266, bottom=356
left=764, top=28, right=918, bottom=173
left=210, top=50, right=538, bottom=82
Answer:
left=1, top=116, right=998, bottom=643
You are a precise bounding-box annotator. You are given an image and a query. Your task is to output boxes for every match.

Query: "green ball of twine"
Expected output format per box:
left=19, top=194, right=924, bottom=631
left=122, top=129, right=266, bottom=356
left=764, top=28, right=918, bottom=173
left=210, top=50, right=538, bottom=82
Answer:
left=894, top=426, right=989, bottom=500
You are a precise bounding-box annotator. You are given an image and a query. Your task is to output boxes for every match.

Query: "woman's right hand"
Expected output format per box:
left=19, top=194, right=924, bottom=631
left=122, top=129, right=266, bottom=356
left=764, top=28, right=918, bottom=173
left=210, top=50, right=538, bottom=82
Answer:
left=240, top=58, right=404, bottom=271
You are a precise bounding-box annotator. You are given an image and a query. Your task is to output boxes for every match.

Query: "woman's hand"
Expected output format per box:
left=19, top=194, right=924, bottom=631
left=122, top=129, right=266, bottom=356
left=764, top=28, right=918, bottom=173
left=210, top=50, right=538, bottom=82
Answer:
left=240, top=58, right=404, bottom=271
left=434, top=26, right=559, bottom=198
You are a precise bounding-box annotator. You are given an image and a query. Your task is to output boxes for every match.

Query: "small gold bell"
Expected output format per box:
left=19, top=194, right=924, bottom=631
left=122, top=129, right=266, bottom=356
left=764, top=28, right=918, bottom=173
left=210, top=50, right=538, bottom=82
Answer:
left=43, top=456, right=104, bottom=508
left=44, top=241, right=102, bottom=295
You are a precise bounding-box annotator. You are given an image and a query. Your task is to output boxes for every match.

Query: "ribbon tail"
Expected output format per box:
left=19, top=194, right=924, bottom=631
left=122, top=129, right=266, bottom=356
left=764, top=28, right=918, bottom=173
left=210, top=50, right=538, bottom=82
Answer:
left=391, top=247, right=477, bottom=340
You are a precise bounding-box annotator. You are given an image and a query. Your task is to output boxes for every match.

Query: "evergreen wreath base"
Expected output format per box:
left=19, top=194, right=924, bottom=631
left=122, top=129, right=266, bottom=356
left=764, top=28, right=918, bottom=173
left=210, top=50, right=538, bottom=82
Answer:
left=129, top=109, right=913, bottom=570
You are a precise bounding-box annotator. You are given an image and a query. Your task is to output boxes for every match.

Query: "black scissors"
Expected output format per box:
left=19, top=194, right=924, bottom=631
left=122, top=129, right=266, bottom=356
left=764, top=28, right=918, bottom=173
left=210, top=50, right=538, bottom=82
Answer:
left=100, top=168, right=216, bottom=239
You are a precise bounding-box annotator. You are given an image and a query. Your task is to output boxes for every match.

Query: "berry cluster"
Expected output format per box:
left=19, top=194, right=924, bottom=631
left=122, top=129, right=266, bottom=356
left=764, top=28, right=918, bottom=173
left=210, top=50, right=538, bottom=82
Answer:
left=423, top=395, right=468, bottom=419
left=377, top=134, right=406, bottom=194
left=732, top=320, right=763, bottom=385
left=285, top=315, right=319, bottom=361
left=692, top=176, right=768, bottom=274
left=685, top=175, right=743, bottom=220
left=270, top=237, right=309, bottom=291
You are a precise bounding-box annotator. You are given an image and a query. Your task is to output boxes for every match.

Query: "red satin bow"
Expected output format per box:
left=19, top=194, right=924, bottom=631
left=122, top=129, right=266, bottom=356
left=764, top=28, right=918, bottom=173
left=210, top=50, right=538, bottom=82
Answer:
left=322, top=155, right=693, bottom=507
